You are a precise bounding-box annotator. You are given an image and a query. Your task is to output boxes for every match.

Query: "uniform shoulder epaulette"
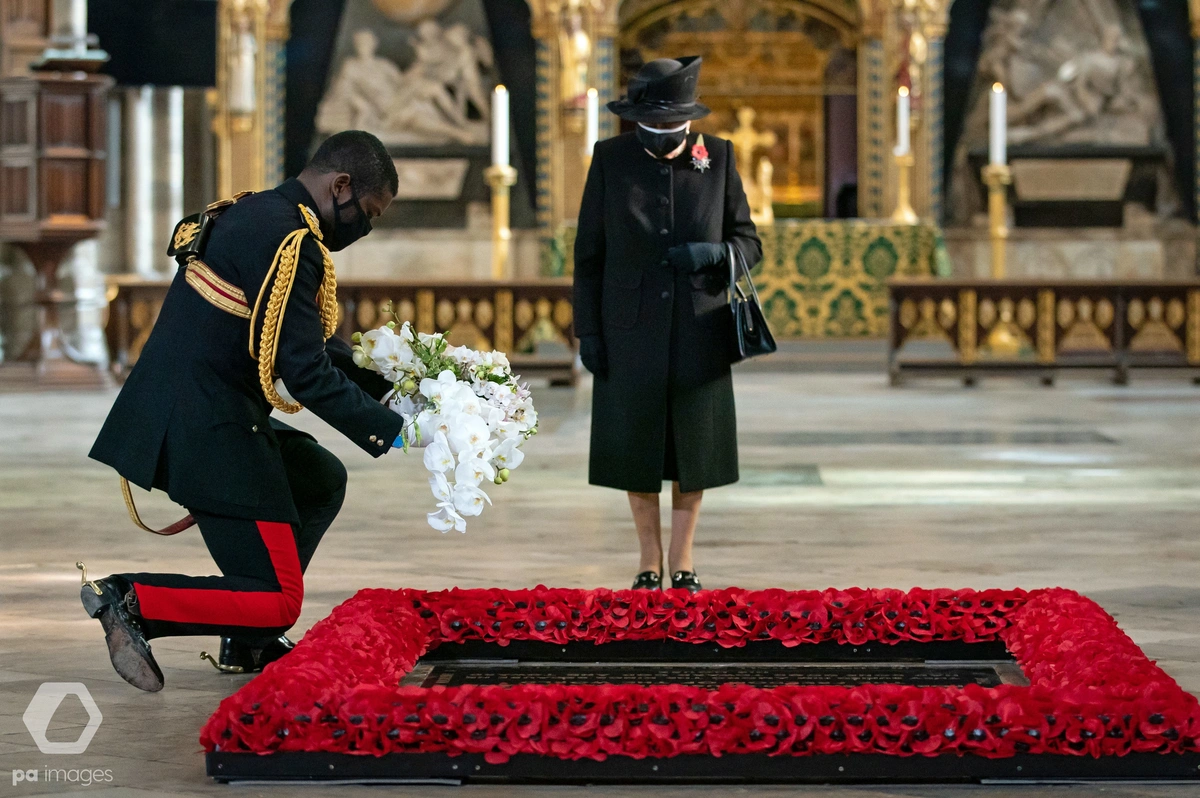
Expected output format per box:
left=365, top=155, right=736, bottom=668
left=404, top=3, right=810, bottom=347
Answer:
left=167, top=191, right=257, bottom=265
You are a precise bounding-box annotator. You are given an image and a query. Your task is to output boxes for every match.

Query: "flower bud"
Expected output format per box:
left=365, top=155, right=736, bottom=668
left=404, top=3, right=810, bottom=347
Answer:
left=351, top=331, right=362, bottom=343
left=351, top=350, right=370, bottom=368
left=499, top=468, right=511, bottom=482
left=387, top=321, right=397, bottom=329
left=494, top=476, right=504, bottom=485
left=401, top=378, right=417, bottom=394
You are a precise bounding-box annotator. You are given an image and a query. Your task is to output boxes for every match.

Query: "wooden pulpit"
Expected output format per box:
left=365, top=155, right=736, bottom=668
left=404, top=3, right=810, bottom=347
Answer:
left=0, top=65, right=113, bottom=388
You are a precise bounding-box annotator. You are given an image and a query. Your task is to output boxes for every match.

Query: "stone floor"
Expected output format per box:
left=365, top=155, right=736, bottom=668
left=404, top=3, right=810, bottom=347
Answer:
left=2, top=365, right=1200, bottom=796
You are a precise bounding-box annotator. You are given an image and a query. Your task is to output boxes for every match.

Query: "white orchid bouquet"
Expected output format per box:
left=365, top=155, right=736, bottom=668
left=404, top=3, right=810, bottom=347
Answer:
left=350, top=315, right=537, bottom=532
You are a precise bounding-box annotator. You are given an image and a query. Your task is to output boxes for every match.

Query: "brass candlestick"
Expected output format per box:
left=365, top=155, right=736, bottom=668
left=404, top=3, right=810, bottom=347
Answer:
left=981, top=163, right=1013, bottom=279
left=891, top=152, right=918, bottom=225
left=484, top=164, right=518, bottom=280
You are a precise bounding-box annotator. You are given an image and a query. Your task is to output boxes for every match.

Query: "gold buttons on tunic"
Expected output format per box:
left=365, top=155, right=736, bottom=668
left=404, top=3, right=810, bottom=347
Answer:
left=369, top=435, right=377, bottom=442
left=377, top=439, right=385, bottom=447
left=251, top=425, right=258, bottom=432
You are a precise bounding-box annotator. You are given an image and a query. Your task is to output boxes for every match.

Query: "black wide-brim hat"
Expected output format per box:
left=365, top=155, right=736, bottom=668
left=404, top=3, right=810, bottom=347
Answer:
left=607, top=56, right=710, bottom=124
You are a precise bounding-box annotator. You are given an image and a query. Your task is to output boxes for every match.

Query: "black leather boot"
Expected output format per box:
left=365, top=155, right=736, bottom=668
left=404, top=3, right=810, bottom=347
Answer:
left=204, top=636, right=295, bottom=673
left=78, top=566, right=164, bottom=692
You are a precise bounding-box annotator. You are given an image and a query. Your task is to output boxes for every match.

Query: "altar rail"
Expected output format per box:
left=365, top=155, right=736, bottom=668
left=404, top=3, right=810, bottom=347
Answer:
left=888, top=278, right=1200, bottom=385
left=104, top=276, right=577, bottom=384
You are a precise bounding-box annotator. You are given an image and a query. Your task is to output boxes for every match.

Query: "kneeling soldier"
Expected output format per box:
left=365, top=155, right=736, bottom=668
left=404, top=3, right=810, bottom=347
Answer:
left=83, top=131, right=404, bottom=691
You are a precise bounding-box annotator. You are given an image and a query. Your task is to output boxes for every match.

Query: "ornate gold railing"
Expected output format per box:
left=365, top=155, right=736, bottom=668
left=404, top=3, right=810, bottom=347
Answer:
left=105, top=276, right=577, bottom=384
left=888, top=278, right=1200, bottom=386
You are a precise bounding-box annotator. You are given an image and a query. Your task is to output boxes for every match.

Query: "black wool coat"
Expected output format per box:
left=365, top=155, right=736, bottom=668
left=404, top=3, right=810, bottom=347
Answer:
left=90, top=179, right=404, bottom=524
left=573, top=131, right=761, bottom=493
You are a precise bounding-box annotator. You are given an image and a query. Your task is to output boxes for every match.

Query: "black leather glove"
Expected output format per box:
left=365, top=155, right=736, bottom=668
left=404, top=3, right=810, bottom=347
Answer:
left=666, top=242, right=726, bottom=274
left=578, top=335, right=607, bottom=378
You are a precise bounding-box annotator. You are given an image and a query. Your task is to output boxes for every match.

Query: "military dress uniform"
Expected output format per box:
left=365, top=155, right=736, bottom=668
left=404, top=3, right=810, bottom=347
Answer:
left=89, top=178, right=404, bottom=642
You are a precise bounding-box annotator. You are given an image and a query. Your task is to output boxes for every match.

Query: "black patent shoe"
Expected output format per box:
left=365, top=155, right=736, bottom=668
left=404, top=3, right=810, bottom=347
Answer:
left=77, top=563, right=164, bottom=692
left=631, top=571, right=662, bottom=590
left=202, top=636, right=296, bottom=674
left=671, top=571, right=702, bottom=593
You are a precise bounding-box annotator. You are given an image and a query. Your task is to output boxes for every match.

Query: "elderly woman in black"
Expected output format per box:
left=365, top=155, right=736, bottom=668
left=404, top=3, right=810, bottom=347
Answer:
left=573, top=56, right=761, bottom=593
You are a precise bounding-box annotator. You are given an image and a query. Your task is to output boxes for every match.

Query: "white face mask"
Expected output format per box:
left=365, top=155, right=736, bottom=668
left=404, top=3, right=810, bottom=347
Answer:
left=636, top=121, right=691, bottom=159
left=638, top=122, right=690, bottom=134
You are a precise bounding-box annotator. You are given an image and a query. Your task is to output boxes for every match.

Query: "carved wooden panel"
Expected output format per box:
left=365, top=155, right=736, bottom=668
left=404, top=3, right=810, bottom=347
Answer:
left=888, top=278, right=1200, bottom=385
left=42, top=92, right=87, bottom=150
left=42, top=159, right=87, bottom=217
left=1, top=97, right=28, bottom=145
left=0, top=72, right=111, bottom=238
left=2, top=163, right=30, bottom=214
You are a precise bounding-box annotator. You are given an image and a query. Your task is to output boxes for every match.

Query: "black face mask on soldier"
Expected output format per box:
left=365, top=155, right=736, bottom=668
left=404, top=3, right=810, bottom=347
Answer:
left=325, top=183, right=372, bottom=251
left=636, top=122, right=689, bottom=159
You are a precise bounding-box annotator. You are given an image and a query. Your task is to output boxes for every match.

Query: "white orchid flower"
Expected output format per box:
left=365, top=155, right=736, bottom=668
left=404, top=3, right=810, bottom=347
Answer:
left=492, top=438, right=526, bottom=470
left=428, top=502, right=467, bottom=533
left=454, top=455, right=495, bottom=487
left=419, top=370, right=459, bottom=404
left=451, top=482, right=492, bottom=517
left=448, top=414, right=491, bottom=454
left=429, top=470, right=452, bottom=501
left=423, top=432, right=455, bottom=473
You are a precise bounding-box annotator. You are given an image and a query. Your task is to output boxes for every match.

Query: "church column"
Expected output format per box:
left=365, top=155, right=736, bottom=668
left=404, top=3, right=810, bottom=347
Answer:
left=857, top=5, right=888, bottom=218
left=917, top=5, right=949, bottom=223
left=595, top=5, right=619, bottom=142
left=1193, top=2, right=1200, bottom=226
left=264, top=0, right=289, bottom=185
left=530, top=0, right=618, bottom=272
left=124, top=86, right=156, bottom=276
left=214, top=0, right=272, bottom=196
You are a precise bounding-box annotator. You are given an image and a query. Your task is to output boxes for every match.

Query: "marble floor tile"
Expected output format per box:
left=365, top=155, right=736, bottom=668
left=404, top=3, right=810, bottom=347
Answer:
left=2, top=372, right=1200, bottom=795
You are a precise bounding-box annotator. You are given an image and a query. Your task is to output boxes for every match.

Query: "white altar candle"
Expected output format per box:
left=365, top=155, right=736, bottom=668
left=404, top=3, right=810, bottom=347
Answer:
left=585, top=87, right=599, bottom=156
left=894, top=87, right=910, bottom=156
left=70, top=0, right=88, bottom=44
left=989, top=83, right=1007, bottom=166
left=229, top=30, right=257, bottom=115
left=492, top=85, right=509, bottom=168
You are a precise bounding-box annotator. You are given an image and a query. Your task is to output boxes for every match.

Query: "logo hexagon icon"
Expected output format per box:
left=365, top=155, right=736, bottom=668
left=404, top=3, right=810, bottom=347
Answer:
left=22, top=683, right=102, bottom=755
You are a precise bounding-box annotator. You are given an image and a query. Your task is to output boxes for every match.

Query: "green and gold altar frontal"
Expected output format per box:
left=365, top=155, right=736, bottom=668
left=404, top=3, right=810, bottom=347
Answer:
left=546, top=219, right=950, bottom=339
left=756, top=220, right=950, bottom=338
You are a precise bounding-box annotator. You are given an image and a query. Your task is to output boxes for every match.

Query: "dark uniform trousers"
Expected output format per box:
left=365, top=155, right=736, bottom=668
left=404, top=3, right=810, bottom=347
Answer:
left=90, top=178, right=406, bottom=643
left=124, top=430, right=346, bottom=642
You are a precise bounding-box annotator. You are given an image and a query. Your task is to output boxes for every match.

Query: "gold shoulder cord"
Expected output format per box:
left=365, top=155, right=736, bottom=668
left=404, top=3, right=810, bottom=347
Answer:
left=248, top=205, right=339, bottom=413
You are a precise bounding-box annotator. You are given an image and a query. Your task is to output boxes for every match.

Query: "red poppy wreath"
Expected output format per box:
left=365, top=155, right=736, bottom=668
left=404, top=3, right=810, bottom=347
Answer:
left=201, top=587, right=1200, bottom=763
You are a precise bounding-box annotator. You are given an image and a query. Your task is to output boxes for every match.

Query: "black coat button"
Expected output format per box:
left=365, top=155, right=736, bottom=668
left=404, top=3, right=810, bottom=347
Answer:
left=659, top=196, right=669, bottom=206
left=659, top=228, right=669, bottom=236
left=660, top=260, right=668, bottom=268
left=659, top=167, right=669, bottom=176
left=661, top=291, right=671, bottom=299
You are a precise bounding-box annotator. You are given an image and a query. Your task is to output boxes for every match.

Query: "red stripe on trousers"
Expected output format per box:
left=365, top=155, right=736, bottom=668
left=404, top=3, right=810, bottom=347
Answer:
left=133, top=521, right=304, bottom=629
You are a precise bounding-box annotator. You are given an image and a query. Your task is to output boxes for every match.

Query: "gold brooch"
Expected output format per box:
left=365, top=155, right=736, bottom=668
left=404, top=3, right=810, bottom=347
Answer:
left=173, top=221, right=200, bottom=250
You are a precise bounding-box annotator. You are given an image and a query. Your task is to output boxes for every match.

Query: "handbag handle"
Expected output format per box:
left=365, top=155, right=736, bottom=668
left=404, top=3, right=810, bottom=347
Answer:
left=726, top=241, right=763, bottom=307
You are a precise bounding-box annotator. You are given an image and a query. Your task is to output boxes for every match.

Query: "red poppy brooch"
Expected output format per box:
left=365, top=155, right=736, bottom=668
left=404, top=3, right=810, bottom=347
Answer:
left=691, top=135, right=711, bottom=173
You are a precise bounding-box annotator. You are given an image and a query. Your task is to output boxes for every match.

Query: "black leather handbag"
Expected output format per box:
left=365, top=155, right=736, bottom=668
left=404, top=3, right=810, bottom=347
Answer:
left=726, top=242, right=777, bottom=363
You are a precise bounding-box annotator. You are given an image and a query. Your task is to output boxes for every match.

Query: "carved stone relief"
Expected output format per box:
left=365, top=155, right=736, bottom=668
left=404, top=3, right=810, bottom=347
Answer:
left=316, top=19, right=494, bottom=146
left=948, top=0, right=1169, bottom=224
